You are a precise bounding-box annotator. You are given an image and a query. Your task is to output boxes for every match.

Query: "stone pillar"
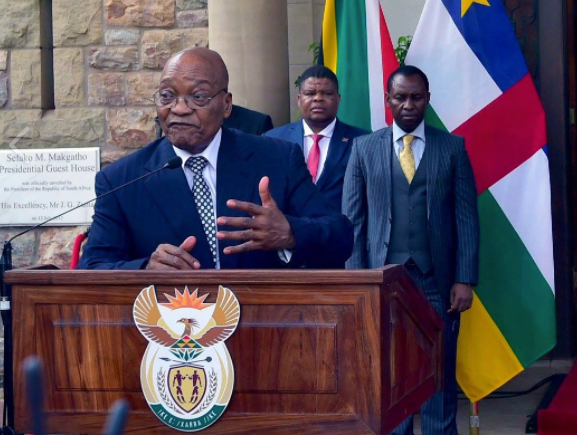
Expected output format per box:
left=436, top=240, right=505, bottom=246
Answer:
left=287, top=0, right=325, bottom=121
left=209, top=0, right=290, bottom=126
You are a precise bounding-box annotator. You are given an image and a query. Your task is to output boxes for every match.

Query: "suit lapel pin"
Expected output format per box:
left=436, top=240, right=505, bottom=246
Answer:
left=342, top=137, right=349, bottom=142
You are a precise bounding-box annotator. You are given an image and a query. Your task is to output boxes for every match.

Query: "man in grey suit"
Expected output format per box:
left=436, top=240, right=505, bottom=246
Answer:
left=342, top=65, right=479, bottom=435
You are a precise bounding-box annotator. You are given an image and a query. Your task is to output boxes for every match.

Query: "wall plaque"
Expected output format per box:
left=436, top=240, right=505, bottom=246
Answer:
left=0, top=148, right=100, bottom=226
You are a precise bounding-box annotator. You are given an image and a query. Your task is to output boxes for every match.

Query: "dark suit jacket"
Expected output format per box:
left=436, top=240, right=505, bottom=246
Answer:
left=222, top=105, right=274, bottom=135
left=265, top=119, right=369, bottom=212
left=79, top=128, right=353, bottom=270
left=342, top=126, right=479, bottom=299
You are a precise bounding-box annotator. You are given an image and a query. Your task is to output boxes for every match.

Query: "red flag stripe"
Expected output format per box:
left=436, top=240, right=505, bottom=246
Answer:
left=454, top=74, right=547, bottom=194
left=379, top=6, right=397, bottom=126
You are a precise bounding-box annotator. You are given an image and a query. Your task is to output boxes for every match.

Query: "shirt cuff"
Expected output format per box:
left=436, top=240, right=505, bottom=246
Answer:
left=278, top=249, right=293, bottom=263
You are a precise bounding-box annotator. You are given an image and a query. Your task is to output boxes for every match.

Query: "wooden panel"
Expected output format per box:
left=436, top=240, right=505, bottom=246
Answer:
left=5, top=269, right=390, bottom=286
left=8, top=267, right=442, bottom=435
left=41, top=414, right=377, bottom=435
left=389, top=297, right=435, bottom=403
left=380, top=266, right=443, bottom=434
left=230, top=324, right=337, bottom=393
left=46, top=305, right=144, bottom=391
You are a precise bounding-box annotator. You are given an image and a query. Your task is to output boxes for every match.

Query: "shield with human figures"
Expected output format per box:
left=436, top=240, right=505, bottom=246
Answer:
left=168, top=365, right=207, bottom=413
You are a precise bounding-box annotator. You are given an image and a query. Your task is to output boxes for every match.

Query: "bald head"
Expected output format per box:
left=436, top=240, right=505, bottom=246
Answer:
left=156, top=47, right=233, bottom=154
left=163, top=48, right=229, bottom=90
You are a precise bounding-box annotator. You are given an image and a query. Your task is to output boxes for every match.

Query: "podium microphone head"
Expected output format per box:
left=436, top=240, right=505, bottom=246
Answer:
left=24, top=356, right=45, bottom=435
left=103, top=399, right=130, bottom=435
left=165, top=156, right=183, bottom=169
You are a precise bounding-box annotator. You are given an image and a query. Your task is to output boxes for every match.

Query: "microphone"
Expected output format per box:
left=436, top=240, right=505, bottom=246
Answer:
left=24, top=356, right=130, bottom=435
left=0, top=155, right=182, bottom=430
left=23, top=356, right=45, bottom=435
left=103, top=399, right=130, bottom=435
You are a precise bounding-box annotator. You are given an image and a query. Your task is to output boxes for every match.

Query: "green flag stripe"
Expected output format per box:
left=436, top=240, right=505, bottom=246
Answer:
left=476, top=190, right=556, bottom=367
left=424, top=106, right=448, bottom=131
left=428, top=106, right=554, bottom=367
left=334, top=0, right=371, bottom=131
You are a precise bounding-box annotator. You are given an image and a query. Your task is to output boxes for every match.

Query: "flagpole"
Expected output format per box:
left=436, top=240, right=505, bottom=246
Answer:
left=469, top=401, right=480, bottom=435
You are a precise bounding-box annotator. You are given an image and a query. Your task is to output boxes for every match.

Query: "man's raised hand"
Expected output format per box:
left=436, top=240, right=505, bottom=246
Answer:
left=216, top=176, right=296, bottom=254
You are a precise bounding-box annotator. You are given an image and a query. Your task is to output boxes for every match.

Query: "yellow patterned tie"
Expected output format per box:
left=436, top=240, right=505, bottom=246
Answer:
left=400, top=134, right=416, bottom=183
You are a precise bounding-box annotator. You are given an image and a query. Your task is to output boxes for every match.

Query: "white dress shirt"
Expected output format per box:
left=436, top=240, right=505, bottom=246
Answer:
left=392, top=120, right=426, bottom=170
left=172, top=129, right=291, bottom=267
left=303, top=118, right=337, bottom=180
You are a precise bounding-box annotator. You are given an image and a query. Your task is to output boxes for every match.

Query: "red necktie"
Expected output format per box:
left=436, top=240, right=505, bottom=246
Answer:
left=307, top=134, right=323, bottom=183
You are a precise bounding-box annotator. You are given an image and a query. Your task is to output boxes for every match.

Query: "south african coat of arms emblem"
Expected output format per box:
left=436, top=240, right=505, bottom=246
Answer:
left=133, top=285, right=240, bottom=432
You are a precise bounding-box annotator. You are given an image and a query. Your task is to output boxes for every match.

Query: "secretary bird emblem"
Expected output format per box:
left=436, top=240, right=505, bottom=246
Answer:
left=133, top=286, right=240, bottom=432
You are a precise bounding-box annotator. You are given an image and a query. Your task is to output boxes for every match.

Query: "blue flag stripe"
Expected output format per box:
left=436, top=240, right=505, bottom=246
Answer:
left=441, top=0, right=528, bottom=92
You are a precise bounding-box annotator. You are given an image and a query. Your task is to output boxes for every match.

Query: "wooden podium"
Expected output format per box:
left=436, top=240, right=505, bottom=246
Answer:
left=6, top=265, right=443, bottom=435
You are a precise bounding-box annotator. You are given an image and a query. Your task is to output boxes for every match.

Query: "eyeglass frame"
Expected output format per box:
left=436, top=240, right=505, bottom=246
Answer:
left=152, top=88, right=228, bottom=110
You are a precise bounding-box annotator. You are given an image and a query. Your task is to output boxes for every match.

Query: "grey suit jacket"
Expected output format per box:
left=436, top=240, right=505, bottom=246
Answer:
left=342, top=126, right=479, bottom=297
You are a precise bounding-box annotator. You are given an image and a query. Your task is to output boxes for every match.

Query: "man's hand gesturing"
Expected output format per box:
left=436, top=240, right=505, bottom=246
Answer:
left=216, top=176, right=296, bottom=254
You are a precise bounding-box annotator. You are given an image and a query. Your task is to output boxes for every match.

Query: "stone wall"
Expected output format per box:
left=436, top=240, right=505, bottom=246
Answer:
left=287, top=0, right=325, bottom=120
left=0, top=0, right=208, bottom=269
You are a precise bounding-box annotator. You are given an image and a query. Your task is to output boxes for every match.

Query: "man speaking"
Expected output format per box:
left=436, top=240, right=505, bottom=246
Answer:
left=79, top=48, right=352, bottom=270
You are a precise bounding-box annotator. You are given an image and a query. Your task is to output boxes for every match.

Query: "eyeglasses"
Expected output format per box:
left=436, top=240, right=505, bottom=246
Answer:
left=152, top=88, right=227, bottom=110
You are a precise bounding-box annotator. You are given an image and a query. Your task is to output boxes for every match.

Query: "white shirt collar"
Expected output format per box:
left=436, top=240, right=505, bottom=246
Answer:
left=172, top=128, right=222, bottom=171
left=392, top=120, right=426, bottom=143
left=302, top=118, right=337, bottom=139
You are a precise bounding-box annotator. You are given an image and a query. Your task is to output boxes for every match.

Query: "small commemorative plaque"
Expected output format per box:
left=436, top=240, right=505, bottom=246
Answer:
left=0, top=148, right=100, bottom=226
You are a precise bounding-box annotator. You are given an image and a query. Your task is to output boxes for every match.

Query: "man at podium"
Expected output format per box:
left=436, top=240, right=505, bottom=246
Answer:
left=342, top=65, right=480, bottom=435
left=78, top=48, right=352, bottom=271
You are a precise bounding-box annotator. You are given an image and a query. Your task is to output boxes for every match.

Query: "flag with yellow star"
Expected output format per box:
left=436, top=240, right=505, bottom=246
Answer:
left=406, top=0, right=555, bottom=402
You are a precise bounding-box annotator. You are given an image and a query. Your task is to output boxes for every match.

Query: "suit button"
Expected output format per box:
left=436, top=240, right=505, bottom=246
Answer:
left=384, top=242, right=389, bottom=247
left=410, top=251, right=414, bottom=255
left=409, top=206, right=414, bottom=210
left=388, top=217, right=392, bottom=223
left=409, top=221, right=413, bottom=225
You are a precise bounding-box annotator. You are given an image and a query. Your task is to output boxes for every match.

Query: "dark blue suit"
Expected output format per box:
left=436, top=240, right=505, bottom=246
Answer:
left=265, top=119, right=369, bottom=212
left=223, top=104, right=274, bottom=135
left=79, top=128, right=353, bottom=270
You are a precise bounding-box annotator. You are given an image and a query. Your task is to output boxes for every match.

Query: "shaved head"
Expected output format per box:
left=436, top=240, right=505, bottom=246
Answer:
left=163, top=48, right=229, bottom=90
left=156, top=47, right=233, bottom=154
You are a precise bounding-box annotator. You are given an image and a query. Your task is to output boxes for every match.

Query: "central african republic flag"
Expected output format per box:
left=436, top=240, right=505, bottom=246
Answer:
left=406, top=0, right=555, bottom=402
left=321, top=0, right=556, bottom=402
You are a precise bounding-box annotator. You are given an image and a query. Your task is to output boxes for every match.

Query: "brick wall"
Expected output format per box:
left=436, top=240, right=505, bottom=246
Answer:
left=0, top=0, right=208, bottom=269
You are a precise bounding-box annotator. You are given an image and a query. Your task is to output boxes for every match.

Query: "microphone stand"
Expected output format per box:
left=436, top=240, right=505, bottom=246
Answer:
left=0, top=241, right=13, bottom=434
left=0, top=156, right=182, bottom=434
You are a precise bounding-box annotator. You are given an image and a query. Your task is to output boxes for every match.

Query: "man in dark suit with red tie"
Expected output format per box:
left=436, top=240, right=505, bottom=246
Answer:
left=265, top=65, right=369, bottom=212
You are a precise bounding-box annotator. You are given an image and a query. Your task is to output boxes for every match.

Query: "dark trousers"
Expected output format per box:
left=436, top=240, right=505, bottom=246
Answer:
left=389, top=262, right=460, bottom=435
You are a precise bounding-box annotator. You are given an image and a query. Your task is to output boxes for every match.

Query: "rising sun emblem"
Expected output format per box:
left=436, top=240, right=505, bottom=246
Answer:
left=133, top=285, right=240, bottom=432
